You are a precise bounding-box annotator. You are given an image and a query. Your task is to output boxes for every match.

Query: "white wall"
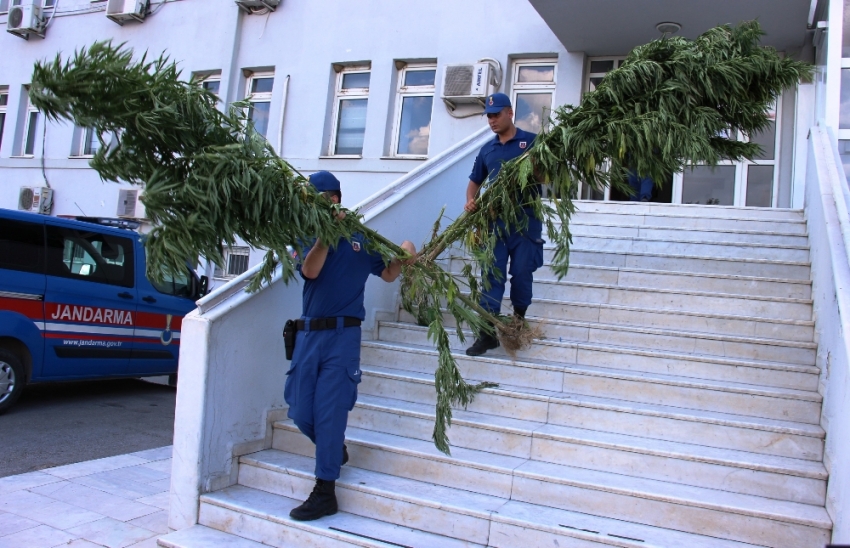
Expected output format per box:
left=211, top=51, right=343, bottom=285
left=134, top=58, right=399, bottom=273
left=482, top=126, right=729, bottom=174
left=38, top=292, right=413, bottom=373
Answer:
left=806, top=126, right=850, bottom=542
left=0, top=0, right=579, bottom=215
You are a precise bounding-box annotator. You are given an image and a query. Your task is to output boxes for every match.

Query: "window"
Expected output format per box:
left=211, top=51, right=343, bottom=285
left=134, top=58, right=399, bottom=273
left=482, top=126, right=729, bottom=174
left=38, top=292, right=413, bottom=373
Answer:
left=392, top=64, right=435, bottom=157
left=511, top=60, right=557, bottom=134
left=74, top=127, right=101, bottom=157
left=0, top=218, right=44, bottom=274
left=195, top=72, right=221, bottom=97
left=330, top=67, right=370, bottom=156
left=46, top=226, right=135, bottom=288
left=213, top=246, right=250, bottom=279
left=21, top=90, right=39, bottom=157
left=0, top=88, right=7, bottom=151
left=150, top=266, right=194, bottom=298
left=245, top=73, right=273, bottom=138
left=584, top=57, right=625, bottom=94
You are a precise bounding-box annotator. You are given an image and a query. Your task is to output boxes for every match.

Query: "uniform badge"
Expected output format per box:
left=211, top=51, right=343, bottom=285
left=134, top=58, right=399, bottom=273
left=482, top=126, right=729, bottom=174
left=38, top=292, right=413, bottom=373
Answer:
left=488, top=96, right=494, bottom=106
left=352, top=242, right=361, bottom=252
left=519, top=141, right=527, bottom=149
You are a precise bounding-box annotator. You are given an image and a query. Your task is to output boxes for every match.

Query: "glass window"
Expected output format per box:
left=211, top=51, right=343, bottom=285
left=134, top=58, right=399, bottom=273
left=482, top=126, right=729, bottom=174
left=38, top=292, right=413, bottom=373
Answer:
left=404, top=70, right=435, bottom=87
left=0, top=88, right=7, bottom=151
left=24, top=111, right=38, bottom=156
left=78, top=127, right=101, bottom=156
left=393, top=64, right=436, bottom=157
left=585, top=57, right=625, bottom=94
left=202, top=79, right=220, bottom=95
left=746, top=165, right=774, bottom=207
left=246, top=72, right=274, bottom=138
left=748, top=121, right=776, bottom=160
left=841, top=69, right=850, bottom=129
left=330, top=67, right=370, bottom=156
left=150, top=266, right=193, bottom=298
left=682, top=166, right=736, bottom=205
left=0, top=218, right=44, bottom=274
left=46, top=226, right=135, bottom=287
left=512, top=61, right=557, bottom=134
left=843, top=0, right=850, bottom=57
left=213, top=246, right=250, bottom=279
left=335, top=99, right=368, bottom=155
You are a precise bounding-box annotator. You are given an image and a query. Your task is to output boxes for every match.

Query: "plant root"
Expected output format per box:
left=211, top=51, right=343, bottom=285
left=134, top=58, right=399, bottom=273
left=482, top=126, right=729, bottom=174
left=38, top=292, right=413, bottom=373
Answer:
left=497, top=315, right=543, bottom=356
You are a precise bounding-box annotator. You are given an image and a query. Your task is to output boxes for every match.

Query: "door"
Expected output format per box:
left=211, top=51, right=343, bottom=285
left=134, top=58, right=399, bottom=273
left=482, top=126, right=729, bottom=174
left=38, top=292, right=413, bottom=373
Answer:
left=130, top=246, right=198, bottom=376
left=42, top=222, right=137, bottom=379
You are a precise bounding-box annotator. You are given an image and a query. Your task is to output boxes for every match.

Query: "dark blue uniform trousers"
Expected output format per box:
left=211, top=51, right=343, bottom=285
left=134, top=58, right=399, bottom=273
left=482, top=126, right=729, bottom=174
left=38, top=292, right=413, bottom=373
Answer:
left=284, top=321, right=362, bottom=481
left=480, top=218, right=545, bottom=315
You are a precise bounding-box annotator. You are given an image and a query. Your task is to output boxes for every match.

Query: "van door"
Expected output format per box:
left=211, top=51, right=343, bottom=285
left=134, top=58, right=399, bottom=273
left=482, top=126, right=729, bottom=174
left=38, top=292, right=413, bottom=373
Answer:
left=130, top=243, right=198, bottom=376
left=0, top=215, right=47, bottom=379
left=42, top=223, right=137, bottom=379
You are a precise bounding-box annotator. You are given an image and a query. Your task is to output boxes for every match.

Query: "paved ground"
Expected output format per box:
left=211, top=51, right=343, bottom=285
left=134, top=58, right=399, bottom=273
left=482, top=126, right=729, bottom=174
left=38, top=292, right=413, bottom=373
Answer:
left=0, top=379, right=176, bottom=478
left=0, top=446, right=172, bottom=548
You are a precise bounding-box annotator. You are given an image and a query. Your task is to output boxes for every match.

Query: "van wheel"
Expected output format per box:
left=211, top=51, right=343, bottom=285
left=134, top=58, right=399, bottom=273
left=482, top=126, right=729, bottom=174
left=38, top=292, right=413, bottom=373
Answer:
left=0, top=349, right=25, bottom=414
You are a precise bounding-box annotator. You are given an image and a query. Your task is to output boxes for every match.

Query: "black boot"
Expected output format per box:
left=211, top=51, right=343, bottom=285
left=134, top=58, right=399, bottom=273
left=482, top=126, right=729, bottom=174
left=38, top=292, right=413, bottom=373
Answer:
left=289, top=478, right=338, bottom=521
left=466, top=331, right=499, bottom=357
left=514, top=306, right=527, bottom=320
left=342, top=444, right=349, bottom=466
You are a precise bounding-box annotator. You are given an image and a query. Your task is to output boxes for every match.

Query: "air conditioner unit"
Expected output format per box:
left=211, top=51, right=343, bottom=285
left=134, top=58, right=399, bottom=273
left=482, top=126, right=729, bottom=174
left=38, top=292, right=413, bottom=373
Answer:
left=6, top=3, right=45, bottom=40
left=117, top=189, right=138, bottom=218
left=106, top=0, right=147, bottom=25
left=235, top=0, right=281, bottom=13
left=441, top=63, right=494, bottom=104
left=18, top=187, right=54, bottom=214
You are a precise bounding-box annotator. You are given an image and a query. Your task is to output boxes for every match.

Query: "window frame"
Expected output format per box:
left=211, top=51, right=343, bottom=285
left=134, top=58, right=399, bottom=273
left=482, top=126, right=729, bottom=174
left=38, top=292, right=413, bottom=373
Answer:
left=71, top=126, right=102, bottom=158
left=245, top=71, right=275, bottom=138
left=20, top=89, right=39, bottom=158
left=510, top=59, right=558, bottom=135
left=390, top=64, right=436, bottom=159
left=45, top=226, right=136, bottom=288
left=213, top=246, right=250, bottom=280
left=0, top=87, right=7, bottom=153
left=328, top=66, right=371, bottom=157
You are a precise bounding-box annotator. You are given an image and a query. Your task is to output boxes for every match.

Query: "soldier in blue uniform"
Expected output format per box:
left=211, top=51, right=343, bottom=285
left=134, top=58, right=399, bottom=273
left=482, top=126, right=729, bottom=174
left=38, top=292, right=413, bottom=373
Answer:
left=464, top=93, right=544, bottom=356
left=286, top=171, right=416, bottom=521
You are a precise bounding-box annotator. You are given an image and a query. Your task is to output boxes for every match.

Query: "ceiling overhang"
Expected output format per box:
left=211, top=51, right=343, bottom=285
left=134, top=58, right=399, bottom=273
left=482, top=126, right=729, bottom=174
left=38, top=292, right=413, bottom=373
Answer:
left=528, top=0, right=813, bottom=56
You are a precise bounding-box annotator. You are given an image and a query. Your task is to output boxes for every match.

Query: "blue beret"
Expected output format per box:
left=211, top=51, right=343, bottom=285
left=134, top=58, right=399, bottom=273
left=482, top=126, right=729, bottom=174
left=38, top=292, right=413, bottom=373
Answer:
left=309, top=171, right=341, bottom=192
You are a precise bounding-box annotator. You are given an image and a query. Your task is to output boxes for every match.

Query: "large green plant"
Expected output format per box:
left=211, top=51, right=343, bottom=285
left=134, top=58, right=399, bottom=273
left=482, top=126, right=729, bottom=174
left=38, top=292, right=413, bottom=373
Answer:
left=29, top=21, right=810, bottom=454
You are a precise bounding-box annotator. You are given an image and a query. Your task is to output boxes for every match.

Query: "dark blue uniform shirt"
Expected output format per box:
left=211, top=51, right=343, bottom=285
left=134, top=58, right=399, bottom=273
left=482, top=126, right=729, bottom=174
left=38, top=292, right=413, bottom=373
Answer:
left=296, top=234, right=386, bottom=320
left=469, top=128, right=537, bottom=185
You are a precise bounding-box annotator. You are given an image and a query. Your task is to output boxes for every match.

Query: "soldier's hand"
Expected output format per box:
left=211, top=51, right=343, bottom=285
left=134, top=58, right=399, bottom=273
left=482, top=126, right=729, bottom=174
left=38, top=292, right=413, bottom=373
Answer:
left=464, top=199, right=478, bottom=213
left=400, top=240, right=417, bottom=265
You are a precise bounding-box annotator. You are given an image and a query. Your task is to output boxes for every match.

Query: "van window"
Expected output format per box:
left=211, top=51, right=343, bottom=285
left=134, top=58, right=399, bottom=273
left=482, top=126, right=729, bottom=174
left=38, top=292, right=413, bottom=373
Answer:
left=150, top=266, right=193, bottom=298
left=46, top=226, right=135, bottom=288
left=0, top=218, right=44, bottom=274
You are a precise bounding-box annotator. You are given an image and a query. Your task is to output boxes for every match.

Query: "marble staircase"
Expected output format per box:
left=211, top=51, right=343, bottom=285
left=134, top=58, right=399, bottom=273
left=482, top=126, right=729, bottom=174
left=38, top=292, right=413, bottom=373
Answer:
left=159, top=202, right=832, bottom=548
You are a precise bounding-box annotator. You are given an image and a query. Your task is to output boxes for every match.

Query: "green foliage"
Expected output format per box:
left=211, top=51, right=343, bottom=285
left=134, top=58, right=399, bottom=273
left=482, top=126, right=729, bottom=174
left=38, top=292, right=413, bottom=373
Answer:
left=27, top=21, right=810, bottom=455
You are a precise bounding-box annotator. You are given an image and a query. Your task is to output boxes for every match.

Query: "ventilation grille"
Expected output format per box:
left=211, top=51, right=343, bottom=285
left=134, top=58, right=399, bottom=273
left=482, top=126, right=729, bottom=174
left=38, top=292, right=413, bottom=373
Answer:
left=8, top=6, right=23, bottom=28
left=18, top=187, right=34, bottom=210
left=443, top=65, right=474, bottom=97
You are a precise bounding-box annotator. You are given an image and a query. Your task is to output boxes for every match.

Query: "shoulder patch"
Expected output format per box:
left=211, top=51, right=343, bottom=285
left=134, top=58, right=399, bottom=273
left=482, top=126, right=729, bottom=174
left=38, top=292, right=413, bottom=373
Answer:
left=352, top=241, right=361, bottom=252
left=519, top=141, right=527, bottom=149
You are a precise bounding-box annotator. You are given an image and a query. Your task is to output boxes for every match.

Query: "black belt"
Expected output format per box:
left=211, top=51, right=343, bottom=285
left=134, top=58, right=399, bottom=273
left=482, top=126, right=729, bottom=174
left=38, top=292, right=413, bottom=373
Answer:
left=295, top=317, right=361, bottom=331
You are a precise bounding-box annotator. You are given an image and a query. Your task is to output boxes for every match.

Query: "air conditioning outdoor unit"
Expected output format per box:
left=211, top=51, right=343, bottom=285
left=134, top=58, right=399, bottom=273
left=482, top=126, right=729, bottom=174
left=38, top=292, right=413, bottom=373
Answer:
left=6, top=2, right=45, bottom=40
left=235, top=0, right=281, bottom=13
left=18, top=187, right=54, bottom=215
left=106, top=0, right=147, bottom=25
left=117, top=189, right=138, bottom=218
left=441, top=63, right=494, bottom=105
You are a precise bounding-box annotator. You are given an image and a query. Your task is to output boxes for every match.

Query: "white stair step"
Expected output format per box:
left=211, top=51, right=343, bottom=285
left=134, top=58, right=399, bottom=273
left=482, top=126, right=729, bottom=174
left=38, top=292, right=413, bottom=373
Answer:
left=239, top=449, right=758, bottom=548
left=572, top=200, right=805, bottom=222
left=572, top=209, right=808, bottom=234
left=567, top=248, right=811, bottom=279
left=447, top=258, right=813, bottom=299
left=516, top=278, right=813, bottom=321
left=397, top=309, right=817, bottom=367
left=158, top=524, right=267, bottom=548
left=201, top=484, right=477, bottom=548
left=569, top=221, right=809, bottom=247
left=371, top=326, right=821, bottom=423
left=564, top=234, right=810, bottom=262
left=356, top=364, right=825, bottom=461
left=272, top=423, right=831, bottom=547
left=347, top=393, right=826, bottom=504
left=428, top=293, right=815, bottom=344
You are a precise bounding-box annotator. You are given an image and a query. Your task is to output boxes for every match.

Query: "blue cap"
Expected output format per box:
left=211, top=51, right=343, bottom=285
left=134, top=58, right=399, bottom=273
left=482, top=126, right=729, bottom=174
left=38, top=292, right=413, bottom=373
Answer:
left=309, top=171, right=341, bottom=192
left=484, top=92, right=512, bottom=114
